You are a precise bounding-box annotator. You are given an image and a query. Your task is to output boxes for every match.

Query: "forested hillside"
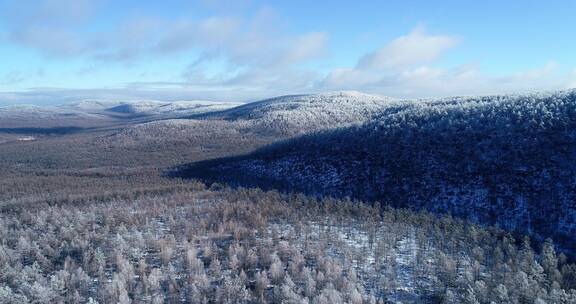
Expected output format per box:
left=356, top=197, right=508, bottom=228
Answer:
left=104, top=92, right=394, bottom=151
left=195, top=91, right=395, bottom=136
left=179, top=90, right=576, bottom=255
left=0, top=100, right=239, bottom=129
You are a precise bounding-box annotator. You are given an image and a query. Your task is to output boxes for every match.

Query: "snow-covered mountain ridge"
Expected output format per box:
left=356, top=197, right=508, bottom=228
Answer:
left=0, top=99, right=241, bottom=128
left=198, top=91, right=397, bottom=135
left=106, top=91, right=397, bottom=147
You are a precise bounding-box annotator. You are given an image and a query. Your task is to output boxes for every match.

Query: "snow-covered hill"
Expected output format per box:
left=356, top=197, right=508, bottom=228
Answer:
left=0, top=104, right=105, bottom=128
left=2, top=92, right=391, bottom=133
left=0, top=100, right=241, bottom=129
left=178, top=89, right=576, bottom=255
left=102, top=100, right=242, bottom=117
left=105, top=119, right=254, bottom=148
left=200, top=91, right=396, bottom=135
left=105, top=91, right=396, bottom=149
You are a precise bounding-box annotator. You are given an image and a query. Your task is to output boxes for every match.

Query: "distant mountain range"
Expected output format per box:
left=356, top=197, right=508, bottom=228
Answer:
left=0, top=99, right=241, bottom=128
left=177, top=89, right=576, bottom=254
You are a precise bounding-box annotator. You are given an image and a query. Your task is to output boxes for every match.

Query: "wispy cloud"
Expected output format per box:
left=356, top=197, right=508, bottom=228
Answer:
left=357, top=26, right=460, bottom=70
left=153, top=17, right=242, bottom=54
left=1, top=0, right=96, bottom=56
left=1, top=69, right=45, bottom=87
left=1, top=1, right=327, bottom=67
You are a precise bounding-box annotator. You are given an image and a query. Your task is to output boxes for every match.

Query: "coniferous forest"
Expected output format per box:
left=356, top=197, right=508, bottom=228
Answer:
left=1, top=91, right=576, bottom=303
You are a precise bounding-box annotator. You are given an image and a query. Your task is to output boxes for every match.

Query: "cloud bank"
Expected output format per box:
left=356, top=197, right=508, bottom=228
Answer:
left=0, top=0, right=575, bottom=105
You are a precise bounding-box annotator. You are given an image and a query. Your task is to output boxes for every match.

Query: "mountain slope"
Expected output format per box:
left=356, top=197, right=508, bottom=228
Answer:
left=104, top=91, right=397, bottom=154
left=197, top=91, right=396, bottom=135
left=102, top=100, right=242, bottom=118
left=179, top=90, right=576, bottom=254
left=0, top=104, right=105, bottom=128
left=0, top=100, right=240, bottom=129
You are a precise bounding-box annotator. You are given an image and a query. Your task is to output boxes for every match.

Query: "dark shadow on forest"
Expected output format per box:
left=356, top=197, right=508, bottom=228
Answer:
left=169, top=153, right=576, bottom=261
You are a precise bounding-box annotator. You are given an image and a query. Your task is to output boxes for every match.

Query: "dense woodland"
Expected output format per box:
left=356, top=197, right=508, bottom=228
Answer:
left=1, top=91, right=576, bottom=303
left=193, top=91, right=395, bottom=136
left=2, top=181, right=576, bottom=303
left=181, top=90, right=576, bottom=257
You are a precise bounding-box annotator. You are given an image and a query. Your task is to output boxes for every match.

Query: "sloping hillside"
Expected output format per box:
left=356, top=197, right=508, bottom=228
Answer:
left=102, top=100, right=242, bottom=118
left=197, top=91, right=396, bottom=135
left=104, top=91, right=396, bottom=152
left=179, top=90, right=576, bottom=254
left=0, top=100, right=240, bottom=131
left=0, top=104, right=108, bottom=129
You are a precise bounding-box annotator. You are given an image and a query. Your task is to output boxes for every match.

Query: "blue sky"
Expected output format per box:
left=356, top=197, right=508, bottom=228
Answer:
left=0, top=0, right=575, bottom=105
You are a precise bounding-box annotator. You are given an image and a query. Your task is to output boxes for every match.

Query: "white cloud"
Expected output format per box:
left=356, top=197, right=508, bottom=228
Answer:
left=320, top=27, right=574, bottom=98
left=3, top=61, right=575, bottom=106
left=1, top=2, right=574, bottom=104
left=2, top=0, right=95, bottom=25
left=0, top=0, right=96, bottom=56
left=154, top=17, right=242, bottom=54
left=177, top=9, right=328, bottom=92
left=281, top=32, right=328, bottom=65
left=320, top=26, right=463, bottom=94
left=0, top=2, right=328, bottom=68
left=322, top=60, right=575, bottom=98
left=0, top=1, right=333, bottom=99
left=511, top=61, right=559, bottom=80
left=9, top=27, right=86, bottom=56
left=357, top=26, right=460, bottom=70
left=569, top=69, right=576, bottom=88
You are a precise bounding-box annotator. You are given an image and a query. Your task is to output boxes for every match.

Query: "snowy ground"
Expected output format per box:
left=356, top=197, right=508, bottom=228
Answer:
left=266, top=220, right=446, bottom=303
